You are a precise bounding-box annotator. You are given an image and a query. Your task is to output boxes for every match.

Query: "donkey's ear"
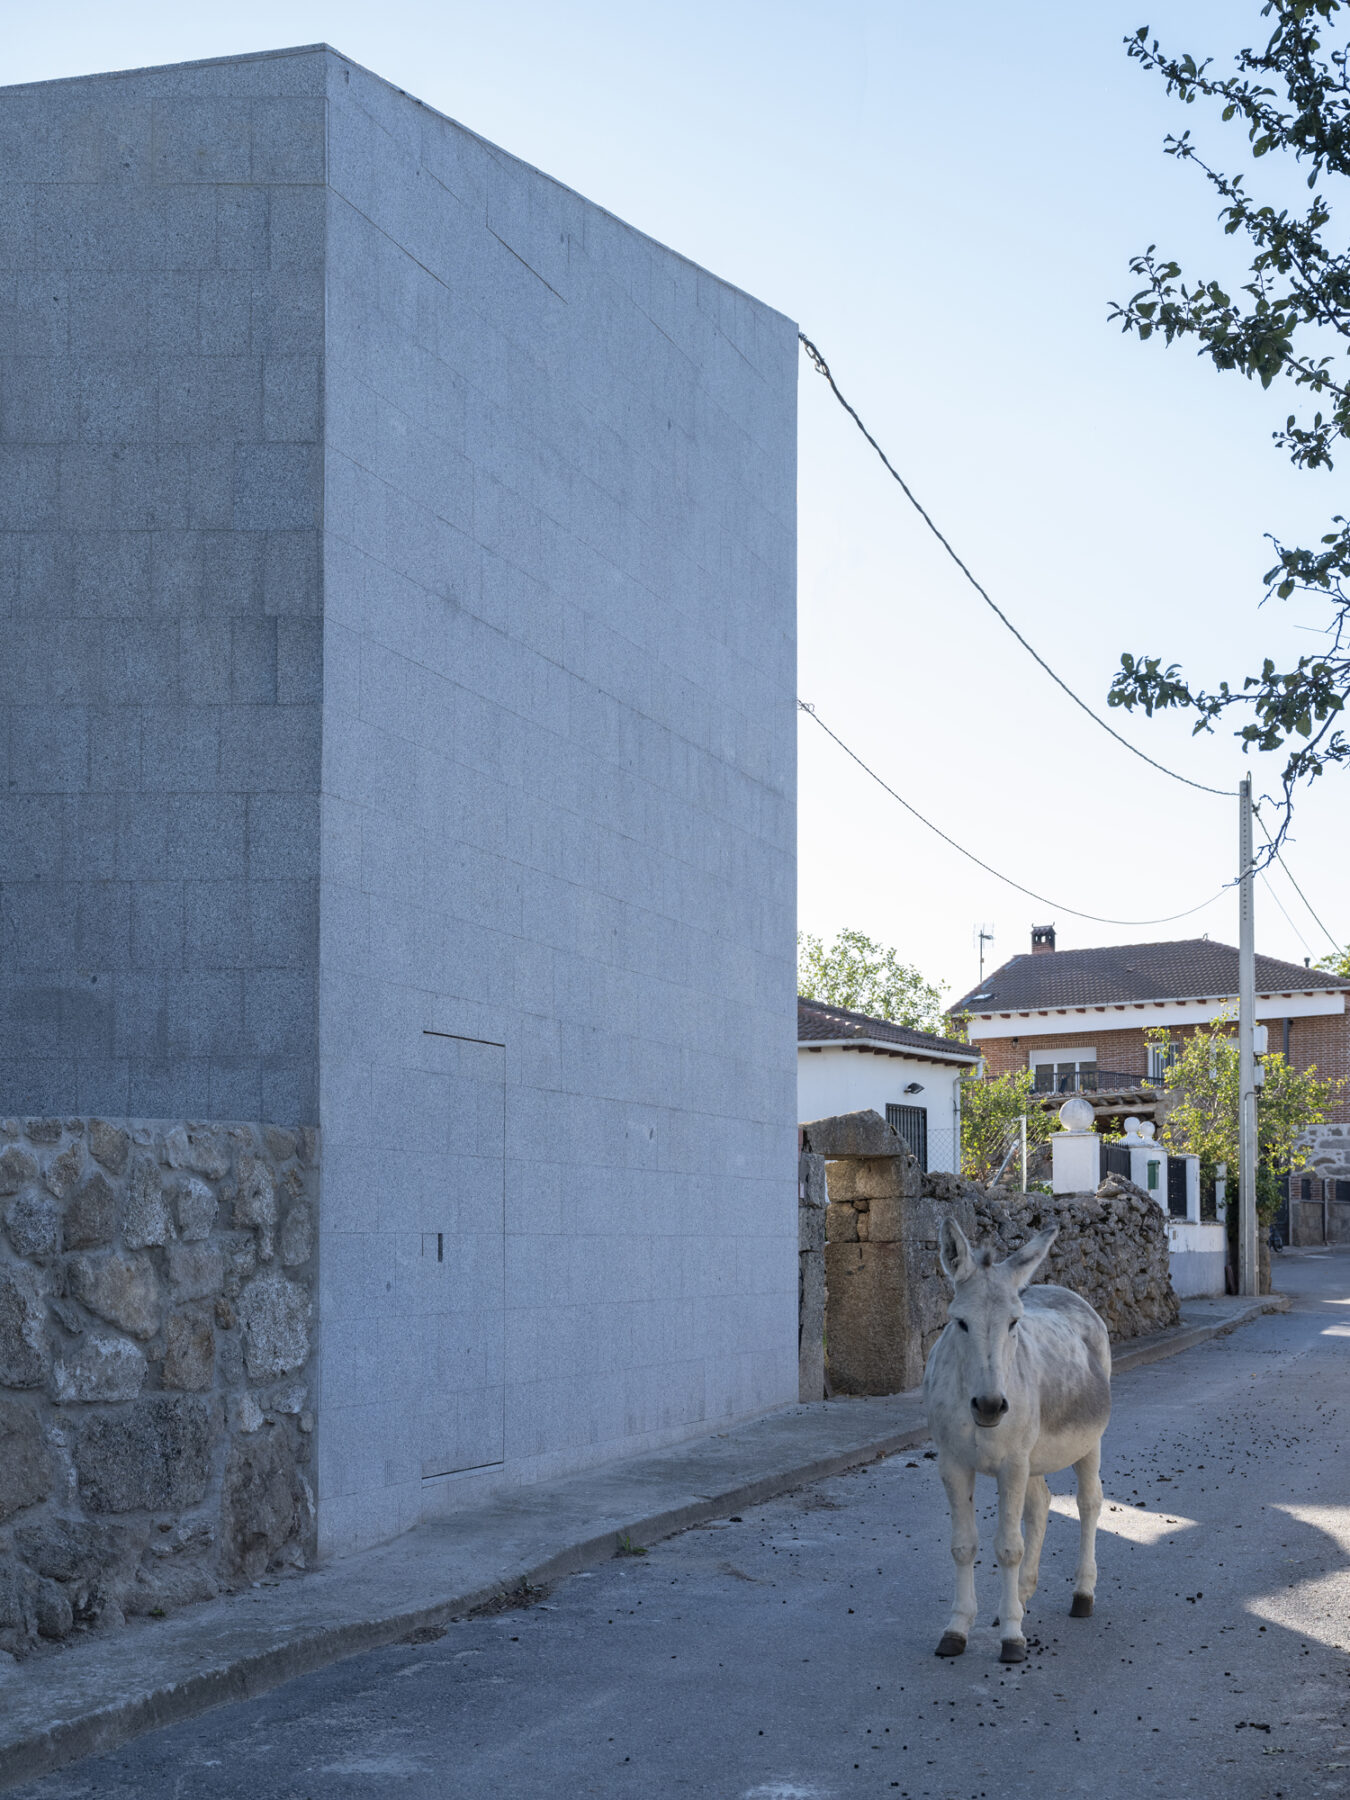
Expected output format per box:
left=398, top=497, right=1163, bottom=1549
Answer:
left=1004, top=1226, right=1057, bottom=1291
left=939, top=1217, right=974, bottom=1284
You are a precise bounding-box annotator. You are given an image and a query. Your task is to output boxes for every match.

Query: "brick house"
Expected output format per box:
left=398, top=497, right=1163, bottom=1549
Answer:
left=950, top=928, right=1350, bottom=1133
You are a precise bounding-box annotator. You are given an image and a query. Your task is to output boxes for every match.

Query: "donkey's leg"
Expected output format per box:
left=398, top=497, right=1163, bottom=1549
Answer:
left=1018, top=1475, right=1051, bottom=1610
left=994, top=1460, right=1030, bottom=1663
left=936, top=1457, right=978, bottom=1657
left=1070, top=1439, right=1104, bottom=1618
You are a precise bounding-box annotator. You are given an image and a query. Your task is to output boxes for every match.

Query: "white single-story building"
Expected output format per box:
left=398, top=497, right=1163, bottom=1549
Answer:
left=798, top=997, right=981, bottom=1174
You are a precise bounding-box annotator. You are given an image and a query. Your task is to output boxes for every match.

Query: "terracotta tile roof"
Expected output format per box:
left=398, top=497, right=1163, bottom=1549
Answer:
left=797, top=996, right=980, bottom=1060
left=951, top=937, right=1350, bottom=1015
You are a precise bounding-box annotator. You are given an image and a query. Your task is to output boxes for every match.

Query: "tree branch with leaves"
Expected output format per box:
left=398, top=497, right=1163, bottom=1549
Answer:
left=1109, top=3, right=1350, bottom=830
left=1149, top=1010, right=1342, bottom=1218
left=960, top=1068, right=1059, bottom=1187
left=797, top=929, right=949, bottom=1033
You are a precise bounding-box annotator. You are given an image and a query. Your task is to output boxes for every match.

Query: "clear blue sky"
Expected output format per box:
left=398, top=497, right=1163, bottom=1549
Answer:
left=9, top=2, right=1345, bottom=1001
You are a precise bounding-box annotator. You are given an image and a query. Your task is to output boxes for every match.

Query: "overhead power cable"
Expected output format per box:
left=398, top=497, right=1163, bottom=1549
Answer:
left=1253, top=807, right=1341, bottom=955
left=798, top=333, right=1232, bottom=800
left=1257, top=868, right=1312, bottom=958
left=798, top=700, right=1231, bottom=928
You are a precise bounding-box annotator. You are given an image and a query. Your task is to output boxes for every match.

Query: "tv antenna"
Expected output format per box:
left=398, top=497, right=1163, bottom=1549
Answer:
left=973, top=924, right=995, bottom=983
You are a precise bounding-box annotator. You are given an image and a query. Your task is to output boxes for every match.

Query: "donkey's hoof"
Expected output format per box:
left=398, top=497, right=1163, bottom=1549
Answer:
left=1070, top=1593, right=1094, bottom=1619
left=935, top=1632, right=967, bottom=1658
left=999, top=1638, right=1027, bottom=1664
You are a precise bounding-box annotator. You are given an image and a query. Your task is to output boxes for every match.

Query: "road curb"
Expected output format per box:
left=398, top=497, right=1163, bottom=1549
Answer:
left=1112, top=1294, right=1290, bottom=1374
left=0, top=1291, right=1289, bottom=1791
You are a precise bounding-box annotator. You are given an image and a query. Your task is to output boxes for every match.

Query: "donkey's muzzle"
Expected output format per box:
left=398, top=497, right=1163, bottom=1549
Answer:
left=971, top=1395, right=1009, bottom=1428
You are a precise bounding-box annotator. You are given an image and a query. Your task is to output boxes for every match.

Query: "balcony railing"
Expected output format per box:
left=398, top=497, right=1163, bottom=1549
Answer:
left=1032, top=1067, right=1160, bottom=1096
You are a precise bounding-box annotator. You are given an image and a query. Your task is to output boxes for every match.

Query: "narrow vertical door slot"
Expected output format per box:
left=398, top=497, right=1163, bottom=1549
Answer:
left=418, top=1031, right=506, bottom=1480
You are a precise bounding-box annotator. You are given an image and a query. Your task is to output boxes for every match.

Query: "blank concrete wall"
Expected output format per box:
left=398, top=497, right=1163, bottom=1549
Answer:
left=0, top=49, right=326, bottom=1121
left=316, top=54, right=800, bottom=1553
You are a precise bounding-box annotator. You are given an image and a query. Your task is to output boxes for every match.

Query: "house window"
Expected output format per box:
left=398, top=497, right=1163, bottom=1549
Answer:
left=1336, top=1179, right=1350, bottom=1204
left=1030, top=1052, right=1098, bottom=1095
left=1147, top=1042, right=1178, bottom=1083
left=886, top=1104, right=928, bottom=1172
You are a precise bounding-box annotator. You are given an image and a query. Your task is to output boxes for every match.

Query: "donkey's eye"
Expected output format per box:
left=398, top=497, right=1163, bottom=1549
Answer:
left=956, top=1319, right=968, bottom=1332
left=1008, top=1320, right=1017, bottom=1331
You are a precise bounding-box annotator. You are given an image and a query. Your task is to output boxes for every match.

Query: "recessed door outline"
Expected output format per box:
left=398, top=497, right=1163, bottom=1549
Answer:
left=419, top=1029, right=506, bottom=1480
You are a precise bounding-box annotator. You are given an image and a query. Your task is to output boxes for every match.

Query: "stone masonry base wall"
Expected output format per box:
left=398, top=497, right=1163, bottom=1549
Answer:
left=0, top=1117, right=317, bottom=1661
left=1291, top=1122, right=1350, bottom=1245
left=1300, top=1120, right=1350, bottom=1180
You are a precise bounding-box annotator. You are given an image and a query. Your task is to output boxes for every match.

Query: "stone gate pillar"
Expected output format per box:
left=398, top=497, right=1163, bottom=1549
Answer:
left=798, top=1149, right=827, bottom=1402
left=800, top=1110, right=924, bottom=1396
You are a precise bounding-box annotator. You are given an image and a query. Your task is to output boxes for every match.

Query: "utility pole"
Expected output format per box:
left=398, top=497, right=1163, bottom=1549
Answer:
left=1238, top=777, right=1259, bottom=1297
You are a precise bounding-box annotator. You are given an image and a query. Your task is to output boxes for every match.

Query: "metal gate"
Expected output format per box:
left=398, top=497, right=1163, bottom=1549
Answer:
left=886, top=1103, right=928, bottom=1172
left=1101, top=1141, right=1133, bottom=1182
left=1273, top=1175, right=1292, bottom=1244
left=1287, top=1172, right=1322, bottom=1245
left=1332, top=1178, right=1350, bottom=1245
left=1166, top=1154, right=1188, bottom=1218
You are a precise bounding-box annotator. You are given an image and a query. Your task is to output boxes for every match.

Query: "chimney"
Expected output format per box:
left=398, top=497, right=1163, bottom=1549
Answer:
left=1031, top=924, right=1056, bottom=955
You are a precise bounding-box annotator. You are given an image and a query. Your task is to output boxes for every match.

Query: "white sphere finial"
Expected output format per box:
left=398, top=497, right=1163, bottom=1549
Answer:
left=1123, top=1116, right=1141, bottom=1136
left=1059, top=1096, right=1095, bottom=1134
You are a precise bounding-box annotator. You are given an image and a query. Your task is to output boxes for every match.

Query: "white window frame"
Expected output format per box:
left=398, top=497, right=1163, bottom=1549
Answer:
left=1147, top=1041, right=1178, bottom=1083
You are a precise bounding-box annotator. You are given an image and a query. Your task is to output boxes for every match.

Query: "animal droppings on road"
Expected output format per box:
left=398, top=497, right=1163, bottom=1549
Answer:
left=4, top=1257, right=1345, bottom=1800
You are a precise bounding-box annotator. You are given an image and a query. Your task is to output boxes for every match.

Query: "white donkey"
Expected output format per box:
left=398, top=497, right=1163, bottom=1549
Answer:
left=922, top=1219, right=1110, bottom=1665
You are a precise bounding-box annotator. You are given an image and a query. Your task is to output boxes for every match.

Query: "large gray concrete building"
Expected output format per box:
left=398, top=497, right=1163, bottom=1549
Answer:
left=0, top=44, right=797, bottom=1579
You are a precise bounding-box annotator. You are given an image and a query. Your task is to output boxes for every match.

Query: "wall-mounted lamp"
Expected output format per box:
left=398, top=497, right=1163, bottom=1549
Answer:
left=903, top=1081, right=924, bottom=1095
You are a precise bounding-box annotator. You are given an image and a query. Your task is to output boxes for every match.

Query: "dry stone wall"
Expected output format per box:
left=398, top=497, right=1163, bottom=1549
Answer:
left=0, top=1117, right=317, bottom=1660
left=804, top=1110, right=1180, bottom=1400
left=905, top=1171, right=1180, bottom=1372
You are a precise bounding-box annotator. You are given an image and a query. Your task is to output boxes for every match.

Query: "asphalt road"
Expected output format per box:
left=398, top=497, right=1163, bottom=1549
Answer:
left=11, top=1252, right=1350, bottom=1800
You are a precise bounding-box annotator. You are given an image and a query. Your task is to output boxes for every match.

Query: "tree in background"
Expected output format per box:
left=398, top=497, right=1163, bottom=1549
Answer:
left=1316, top=943, right=1350, bottom=976
left=960, top=1068, right=1059, bottom=1186
left=1148, top=1013, right=1342, bottom=1219
left=797, top=929, right=949, bottom=1033
left=1108, top=5, right=1350, bottom=823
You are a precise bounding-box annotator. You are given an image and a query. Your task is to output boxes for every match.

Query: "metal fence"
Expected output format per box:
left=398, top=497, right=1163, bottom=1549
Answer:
left=924, top=1128, right=961, bottom=1175
left=1100, top=1142, right=1133, bottom=1181
left=1033, top=1066, right=1154, bottom=1096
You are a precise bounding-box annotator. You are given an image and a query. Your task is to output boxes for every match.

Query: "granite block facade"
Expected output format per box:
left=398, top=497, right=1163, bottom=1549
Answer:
left=0, top=47, right=326, bottom=1123
left=2, top=45, right=798, bottom=1566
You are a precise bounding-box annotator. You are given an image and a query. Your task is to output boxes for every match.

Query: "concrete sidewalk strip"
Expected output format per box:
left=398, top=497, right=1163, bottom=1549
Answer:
left=1112, top=1292, right=1289, bottom=1373
left=0, top=1290, right=1286, bottom=1790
